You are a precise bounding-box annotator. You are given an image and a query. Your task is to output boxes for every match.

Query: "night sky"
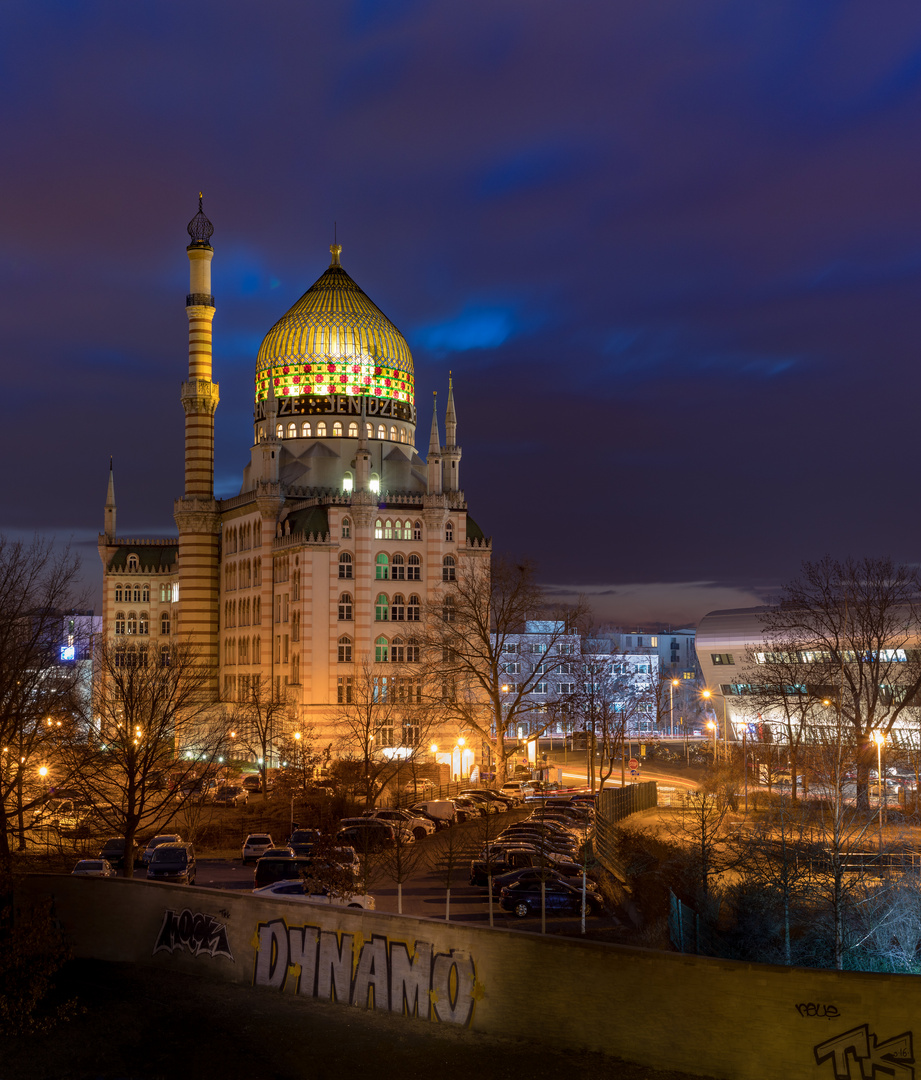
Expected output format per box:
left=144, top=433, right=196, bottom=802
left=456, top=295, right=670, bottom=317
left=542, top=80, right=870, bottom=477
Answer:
left=5, top=2, right=921, bottom=626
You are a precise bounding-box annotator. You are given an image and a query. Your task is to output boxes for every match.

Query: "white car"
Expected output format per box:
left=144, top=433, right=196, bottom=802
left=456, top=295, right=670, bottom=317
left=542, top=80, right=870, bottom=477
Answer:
left=365, top=808, right=434, bottom=841
left=242, top=833, right=274, bottom=864
left=72, top=858, right=116, bottom=877
left=253, top=879, right=375, bottom=910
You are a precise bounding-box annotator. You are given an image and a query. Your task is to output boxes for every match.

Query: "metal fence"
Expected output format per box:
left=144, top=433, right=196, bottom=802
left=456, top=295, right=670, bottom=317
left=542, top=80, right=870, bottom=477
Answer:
left=593, top=781, right=658, bottom=876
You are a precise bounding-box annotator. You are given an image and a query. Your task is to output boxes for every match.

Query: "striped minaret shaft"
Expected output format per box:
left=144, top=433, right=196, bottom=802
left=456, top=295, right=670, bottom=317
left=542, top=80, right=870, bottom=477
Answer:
left=174, top=196, right=221, bottom=693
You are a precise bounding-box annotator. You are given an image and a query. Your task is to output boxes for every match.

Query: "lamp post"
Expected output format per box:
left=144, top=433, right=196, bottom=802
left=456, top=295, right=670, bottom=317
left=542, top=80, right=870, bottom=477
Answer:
left=873, top=731, right=885, bottom=853
left=706, top=720, right=717, bottom=763
left=669, top=679, right=679, bottom=737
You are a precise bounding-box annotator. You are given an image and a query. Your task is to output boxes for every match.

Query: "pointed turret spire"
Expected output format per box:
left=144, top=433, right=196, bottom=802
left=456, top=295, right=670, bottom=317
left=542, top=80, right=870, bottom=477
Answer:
left=427, top=392, right=443, bottom=495
left=445, top=372, right=457, bottom=446
left=441, top=374, right=462, bottom=492
left=428, top=391, right=441, bottom=455
left=104, top=457, right=116, bottom=540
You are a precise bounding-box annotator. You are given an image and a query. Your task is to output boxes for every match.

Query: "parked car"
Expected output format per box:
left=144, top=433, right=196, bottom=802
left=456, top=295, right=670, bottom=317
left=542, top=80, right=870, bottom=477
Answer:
left=99, top=837, right=138, bottom=871
left=335, top=820, right=395, bottom=852
left=214, top=785, right=248, bottom=808
left=253, top=879, right=375, bottom=910
left=450, top=796, right=484, bottom=819
left=459, top=790, right=509, bottom=812
left=142, top=834, right=183, bottom=865
left=261, top=846, right=295, bottom=859
left=146, top=843, right=197, bottom=885
left=241, top=774, right=263, bottom=792
left=499, top=781, right=533, bottom=803
left=469, top=846, right=588, bottom=887
left=242, top=833, right=275, bottom=864
left=491, top=865, right=600, bottom=897
left=287, top=829, right=321, bottom=856
left=364, top=808, right=434, bottom=841
left=499, top=877, right=605, bottom=918
left=72, top=858, right=116, bottom=878
left=177, top=777, right=218, bottom=803
left=32, top=799, right=85, bottom=830
left=253, top=855, right=312, bottom=889
left=411, top=800, right=460, bottom=825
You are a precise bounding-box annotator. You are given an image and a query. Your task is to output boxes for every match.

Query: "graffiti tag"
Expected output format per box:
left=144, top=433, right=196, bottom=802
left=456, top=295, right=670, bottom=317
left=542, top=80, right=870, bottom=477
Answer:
left=252, top=919, right=479, bottom=1027
left=796, top=1003, right=840, bottom=1019
left=815, top=1025, right=914, bottom=1079
left=154, top=908, right=234, bottom=960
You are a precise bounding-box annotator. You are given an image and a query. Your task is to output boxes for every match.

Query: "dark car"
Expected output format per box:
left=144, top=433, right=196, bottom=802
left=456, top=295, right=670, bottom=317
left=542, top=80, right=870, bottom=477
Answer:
left=99, top=837, right=138, bottom=871
left=287, top=829, right=321, bottom=856
left=335, top=820, right=394, bottom=852
left=147, top=843, right=197, bottom=885
left=499, top=877, right=605, bottom=918
left=470, top=846, right=588, bottom=887
left=253, top=855, right=312, bottom=889
left=458, top=791, right=505, bottom=813
left=491, top=866, right=600, bottom=897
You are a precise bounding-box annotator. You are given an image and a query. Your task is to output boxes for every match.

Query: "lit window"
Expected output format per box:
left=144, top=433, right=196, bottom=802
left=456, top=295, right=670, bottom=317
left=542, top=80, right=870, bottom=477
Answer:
left=333, top=421, right=342, bottom=436
left=338, top=553, right=353, bottom=579
left=338, top=593, right=353, bottom=620
left=276, top=424, right=284, bottom=438
left=370, top=474, right=380, bottom=494
left=375, top=594, right=389, bottom=621
left=127, top=613, right=137, bottom=635
left=378, top=424, right=386, bottom=439
left=375, top=519, right=383, bottom=539
left=375, top=636, right=389, bottom=662
left=302, top=421, right=312, bottom=437
left=287, top=422, right=296, bottom=438
left=366, top=423, right=373, bottom=439
left=338, top=636, right=352, bottom=663
left=390, top=425, right=397, bottom=441
left=343, top=472, right=353, bottom=493
left=348, top=421, right=358, bottom=437
left=375, top=553, right=389, bottom=580
left=317, top=422, right=327, bottom=437
left=384, top=519, right=393, bottom=540
left=442, top=555, right=456, bottom=582
left=400, top=428, right=407, bottom=443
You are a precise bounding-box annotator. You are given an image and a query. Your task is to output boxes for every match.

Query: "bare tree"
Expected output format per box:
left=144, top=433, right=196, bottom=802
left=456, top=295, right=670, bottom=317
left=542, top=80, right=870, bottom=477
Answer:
left=228, top=677, right=291, bottom=797
left=0, top=537, right=88, bottom=867
left=428, top=824, right=475, bottom=921
left=759, top=556, right=921, bottom=810
left=425, top=556, right=584, bottom=785
left=70, top=639, right=227, bottom=878
left=379, top=827, right=429, bottom=914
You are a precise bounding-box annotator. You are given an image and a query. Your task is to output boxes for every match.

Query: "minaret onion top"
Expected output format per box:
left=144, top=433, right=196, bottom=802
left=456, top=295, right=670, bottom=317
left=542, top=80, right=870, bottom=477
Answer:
left=187, top=193, right=214, bottom=248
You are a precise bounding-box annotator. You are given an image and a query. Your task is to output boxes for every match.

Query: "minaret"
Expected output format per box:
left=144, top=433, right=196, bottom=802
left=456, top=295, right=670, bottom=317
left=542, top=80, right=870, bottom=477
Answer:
left=355, top=396, right=371, bottom=491
left=441, top=373, right=462, bottom=492
left=427, top=392, right=442, bottom=495
left=104, top=457, right=116, bottom=540
left=173, top=195, right=221, bottom=694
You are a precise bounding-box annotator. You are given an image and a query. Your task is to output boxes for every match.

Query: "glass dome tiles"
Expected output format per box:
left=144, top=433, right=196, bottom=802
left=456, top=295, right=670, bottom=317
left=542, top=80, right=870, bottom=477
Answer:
left=255, top=263, right=414, bottom=407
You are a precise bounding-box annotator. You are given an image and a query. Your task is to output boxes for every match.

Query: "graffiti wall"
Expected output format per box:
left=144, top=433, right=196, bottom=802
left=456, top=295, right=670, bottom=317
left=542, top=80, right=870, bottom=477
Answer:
left=17, top=874, right=921, bottom=1080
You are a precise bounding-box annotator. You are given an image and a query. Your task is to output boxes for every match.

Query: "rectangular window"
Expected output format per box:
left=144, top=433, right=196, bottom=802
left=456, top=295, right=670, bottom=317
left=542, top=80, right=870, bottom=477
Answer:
left=558, top=682, right=575, bottom=694
left=337, top=676, right=352, bottom=704
left=650, top=636, right=657, bottom=646
left=535, top=681, right=547, bottom=694
left=711, top=653, right=735, bottom=666
left=283, top=635, right=289, bottom=663
left=504, top=661, right=520, bottom=675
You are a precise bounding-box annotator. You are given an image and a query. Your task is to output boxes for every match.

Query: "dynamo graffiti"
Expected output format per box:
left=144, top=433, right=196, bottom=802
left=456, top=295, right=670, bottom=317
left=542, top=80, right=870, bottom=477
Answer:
left=253, top=919, right=478, bottom=1026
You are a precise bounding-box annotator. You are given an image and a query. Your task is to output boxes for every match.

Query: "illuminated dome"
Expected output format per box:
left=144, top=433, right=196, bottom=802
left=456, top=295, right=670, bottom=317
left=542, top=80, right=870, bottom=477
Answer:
left=254, top=245, right=414, bottom=410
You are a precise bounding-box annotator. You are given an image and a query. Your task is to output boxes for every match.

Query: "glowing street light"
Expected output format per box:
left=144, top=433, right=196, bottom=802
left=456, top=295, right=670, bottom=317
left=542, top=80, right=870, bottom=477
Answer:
left=669, top=678, right=679, bottom=737
left=706, top=720, right=717, bottom=762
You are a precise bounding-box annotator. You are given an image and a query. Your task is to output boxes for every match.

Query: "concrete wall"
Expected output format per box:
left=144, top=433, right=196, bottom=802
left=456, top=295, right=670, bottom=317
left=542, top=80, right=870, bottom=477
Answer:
left=19, top=874, right=918, bottom=1079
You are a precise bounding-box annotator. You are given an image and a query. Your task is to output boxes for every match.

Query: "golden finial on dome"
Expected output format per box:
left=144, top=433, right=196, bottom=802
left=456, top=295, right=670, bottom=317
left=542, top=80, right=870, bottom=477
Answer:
left=330, top=243, right=342, bottom=267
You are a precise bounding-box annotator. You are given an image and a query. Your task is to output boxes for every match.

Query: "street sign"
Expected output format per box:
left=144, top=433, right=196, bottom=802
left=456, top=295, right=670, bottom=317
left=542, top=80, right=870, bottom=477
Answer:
left=630, top=769, right=638, bottom=777
left=628, top=758, right=639, bottom=770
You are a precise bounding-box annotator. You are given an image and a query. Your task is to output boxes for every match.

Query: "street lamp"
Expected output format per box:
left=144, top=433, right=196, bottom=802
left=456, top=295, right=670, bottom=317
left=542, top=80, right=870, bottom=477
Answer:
left=873, top=730, right=885, bottom=853
left=669, top=679, right=679, bottom=737
left=706, top=720, right=717, bottom=763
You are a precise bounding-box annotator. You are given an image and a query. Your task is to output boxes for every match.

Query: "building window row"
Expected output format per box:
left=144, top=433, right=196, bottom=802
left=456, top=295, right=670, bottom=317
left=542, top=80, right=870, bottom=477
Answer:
left=114, top=583, right=150, bottom=603
left=374, top=553, right=422, bottom=581
left=225, top=520, right=257, bottom=554
left=374, top=636, right=421, bottom=663
left=276, top=421, right=410, bottom=444
left=224, top=558, right=261, bottom=591
left=114, top=611, right=156, bottom=635
left=375, top=593, right=422, bottom=622
left=224, top=635, right=262, bottom=666
left=374, top=519, right=423, bottom=542
left=224, top=596, right=261, bottom=628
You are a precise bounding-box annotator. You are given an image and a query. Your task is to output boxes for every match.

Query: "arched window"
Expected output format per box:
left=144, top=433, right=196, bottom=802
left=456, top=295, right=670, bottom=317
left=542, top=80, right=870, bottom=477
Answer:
left=443, top=596, right=456, bottom=622
left=338, top=592, right=353, bottom=620
left=160, top=612, right=170, bottom=635
left=391, top=636, right=405, bottom=662
left=127, top=612, right=138, bottom=635
left=342, top=517, right=351, bottom=539
left=391, top=553, right=405, bottom=580
left=253, top=635, right=260, bottom=662
left=114, top=584, right=123, bottom=602
left=317, top=421, right=327, bottom=437
left=407, top=554, right=421, bottom=581
left=407, top=594, right=421, bottom=622
left=302, top=421, right=312, bottom=437
left=375, top=594, right=389, bottom=621
left=377, top=424, right=386, bottom=440
left=127, top=554, right=138, bottom=571
left=115, top=612, right=125, bottom=635
left=406, top=638, right=421, bottom=663
left=384, top=519, right=393, bottom=540
left=366, top=423, right=373, bottom=439
left=343, top=472, right=353, bottom=493
left=413, top=520, right=422, bottom=541
left=400, top=428, right=407, bottom=443
left=348, top=421, right=358, bottom=437
left=375, top=553, right=389, bottom=580
left=338, top=553, right=353, bottom=579
left=445, top=521, right=454, bottom=543
left=374, top=519, right=383, bottom=539
left=142, top=585, right=150, bottom=602
left=333, top=421, right=342, bottom=436
left=442, top=555, right=456, bottom=582
left=391, top=593, right=405, bottom=621
left=139, top=612, right=149, bottom=635
left=132, top=584, right=141, bottom=603
left=375, top=636, right=389, bottom=663
left=276, top=424, right=284, bottom=438
left=287, top=422, right=296, bottom=438
left=390, top=425, right=397, bottom=441
left=338, top=635, right=352, bottom=663
left=160, top=583, right=169, bottom=602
